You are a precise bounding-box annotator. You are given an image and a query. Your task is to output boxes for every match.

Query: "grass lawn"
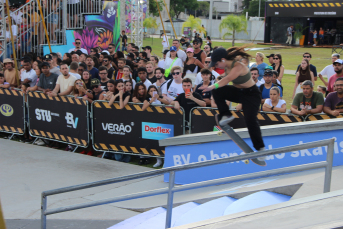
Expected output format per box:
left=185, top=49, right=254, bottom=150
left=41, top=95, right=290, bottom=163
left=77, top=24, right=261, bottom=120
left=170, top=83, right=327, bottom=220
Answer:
left=143, top=37, right=332, bottom=109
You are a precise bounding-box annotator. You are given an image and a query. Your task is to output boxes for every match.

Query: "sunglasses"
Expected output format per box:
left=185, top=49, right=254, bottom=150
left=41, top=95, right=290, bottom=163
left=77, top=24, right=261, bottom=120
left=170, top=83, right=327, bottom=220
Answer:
left=273, top=58, right=279, bottom=60
left=91, top=85, right=99, bottom=89
left=75, top=42, right=81, bottom=44
left=172, top=72, right=181, bottom=75
left=76, top=82, right=83, bottom=86
left=205, top=61, right=211, bottom=64
left=103, top=60, right=108, bottom=62
left=303, top=56, right=310, bottom=58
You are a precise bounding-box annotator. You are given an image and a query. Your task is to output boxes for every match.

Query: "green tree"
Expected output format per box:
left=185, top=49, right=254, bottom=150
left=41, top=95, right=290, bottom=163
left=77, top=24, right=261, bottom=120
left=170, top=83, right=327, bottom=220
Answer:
left=197, top=2, right=210, bottom=17
left=170, top=0, right=198, bottom=18
left=219, top=15, right=247, bottom=47
left=181, top=15, right=203, bottom=38
left=148, top=0, right=165, bottom=17
left=143, top=17, right=160, bottom=37
left=242, top=0, right=266, bottom=17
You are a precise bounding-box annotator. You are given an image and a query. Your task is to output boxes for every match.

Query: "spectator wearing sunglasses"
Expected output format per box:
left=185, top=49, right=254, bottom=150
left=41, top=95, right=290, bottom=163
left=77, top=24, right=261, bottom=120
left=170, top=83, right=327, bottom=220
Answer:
left=295, top=52, right=317, bottom=80
left=162, top=66, right=185, bottom=103
left=68, top=39, right=88, bottom=54
left=194, top=57, right=219, bottom=90
left=102, top=55, right=114, bottom=78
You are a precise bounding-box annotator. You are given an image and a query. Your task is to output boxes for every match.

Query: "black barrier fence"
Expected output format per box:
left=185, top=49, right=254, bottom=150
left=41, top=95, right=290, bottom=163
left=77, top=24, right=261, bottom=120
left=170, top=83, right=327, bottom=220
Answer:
left=92, top=101, right=185, bottom=158
left=190, top=107, right=304, bottom=134
left=0, top=89, right=25, bottom=135
left=27, top=92, right=89, bottom=147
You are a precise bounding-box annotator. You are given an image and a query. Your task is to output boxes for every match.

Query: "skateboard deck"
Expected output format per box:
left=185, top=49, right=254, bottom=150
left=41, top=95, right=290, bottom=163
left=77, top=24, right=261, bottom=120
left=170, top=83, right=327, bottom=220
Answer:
left=215, top=114, right=266, bottom=166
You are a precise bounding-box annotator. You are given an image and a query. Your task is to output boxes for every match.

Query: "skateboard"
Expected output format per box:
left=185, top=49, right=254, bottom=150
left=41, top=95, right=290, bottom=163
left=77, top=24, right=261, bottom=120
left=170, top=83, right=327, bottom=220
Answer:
left=215, top=114, right=266, bottom=166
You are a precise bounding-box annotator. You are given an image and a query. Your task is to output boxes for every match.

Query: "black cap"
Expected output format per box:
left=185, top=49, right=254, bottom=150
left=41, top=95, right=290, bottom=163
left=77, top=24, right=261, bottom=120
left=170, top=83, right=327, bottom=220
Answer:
left=75, top=50, right=83, bottom=56
left=193, top=39, right=200, bottom=44
left=180, top=38, right=185, bottom=42
left=264, top=69, right=273, bottom=76
left=266, top=54, right=275, bottom=58
left=142, top=46, right=152, bottom=51
left=162, top=49, right=169, bottom=55
left=43, top=54, right=52, bottom=60
left=127, top=53, right=134, bottom=59
left=40, top=62, right=50, bottom=68
left=209, top=48, right=227, bottom=68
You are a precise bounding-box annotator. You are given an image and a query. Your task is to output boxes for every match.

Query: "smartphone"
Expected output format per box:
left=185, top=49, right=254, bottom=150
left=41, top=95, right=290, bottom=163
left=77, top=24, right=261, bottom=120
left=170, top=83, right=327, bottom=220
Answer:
left=153, top=91, right=157, bottom=97
left=185, top=88, right=190, bottom=96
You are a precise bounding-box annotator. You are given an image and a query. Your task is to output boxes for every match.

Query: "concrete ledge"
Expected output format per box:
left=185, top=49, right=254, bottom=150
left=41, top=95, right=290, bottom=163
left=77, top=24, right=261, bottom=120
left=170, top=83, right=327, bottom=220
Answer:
left=160, top=119, right=343, bottom=147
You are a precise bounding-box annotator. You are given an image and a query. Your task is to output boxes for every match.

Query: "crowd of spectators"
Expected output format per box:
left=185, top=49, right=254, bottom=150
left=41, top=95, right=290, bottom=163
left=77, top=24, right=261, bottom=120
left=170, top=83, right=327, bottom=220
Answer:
left=2, top=25, right=343, bottom=167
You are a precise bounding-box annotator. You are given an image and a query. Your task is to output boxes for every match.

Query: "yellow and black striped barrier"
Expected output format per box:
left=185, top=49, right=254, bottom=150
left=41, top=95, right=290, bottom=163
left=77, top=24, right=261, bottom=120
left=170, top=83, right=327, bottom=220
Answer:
left=28, top=92, right=89, bottom=147
left=268, top=2, right=342, bottom=8
left=92, top=101, right=184, bottom=157
left=190, top=107, right=303, bottom=134
left=0, top=89, right=25, bottom=135
left=305, top=113, right=343, bottom=121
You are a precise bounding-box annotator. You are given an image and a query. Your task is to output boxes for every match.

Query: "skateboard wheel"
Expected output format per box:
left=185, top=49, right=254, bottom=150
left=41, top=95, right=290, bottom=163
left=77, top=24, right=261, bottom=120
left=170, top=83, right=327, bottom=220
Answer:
left=244, top=160, right=249, bottom=164
left=217, top=131, right=222, bottom=136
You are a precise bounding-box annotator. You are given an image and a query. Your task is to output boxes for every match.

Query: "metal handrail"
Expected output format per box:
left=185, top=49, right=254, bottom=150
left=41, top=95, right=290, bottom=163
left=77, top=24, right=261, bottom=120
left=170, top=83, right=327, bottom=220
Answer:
left=41, top=138, right=335, bottom=229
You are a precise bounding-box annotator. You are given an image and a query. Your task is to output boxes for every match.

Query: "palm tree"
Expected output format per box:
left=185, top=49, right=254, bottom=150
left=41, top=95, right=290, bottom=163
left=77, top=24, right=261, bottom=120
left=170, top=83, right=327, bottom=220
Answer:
left=181, top=15, right=202, bottom=38
left=219, top=15, right=247, bottom=47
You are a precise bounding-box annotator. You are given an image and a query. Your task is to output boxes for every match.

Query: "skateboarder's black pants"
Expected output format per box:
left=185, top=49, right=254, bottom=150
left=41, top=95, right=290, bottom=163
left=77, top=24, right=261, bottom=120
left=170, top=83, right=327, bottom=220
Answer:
left=212, top=84, right=265, bottom=150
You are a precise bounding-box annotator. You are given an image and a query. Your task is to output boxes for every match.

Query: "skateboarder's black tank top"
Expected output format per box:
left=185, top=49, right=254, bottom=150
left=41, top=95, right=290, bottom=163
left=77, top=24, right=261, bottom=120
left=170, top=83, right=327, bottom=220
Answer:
left=231, top=60, right=251, bottom=85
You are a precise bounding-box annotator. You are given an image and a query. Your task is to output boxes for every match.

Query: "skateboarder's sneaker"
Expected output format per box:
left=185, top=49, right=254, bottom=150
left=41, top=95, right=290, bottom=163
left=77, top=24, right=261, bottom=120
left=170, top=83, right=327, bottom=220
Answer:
left=257, top=147, right=266, bottom=161
left=219, top=115, right=235, bottom=126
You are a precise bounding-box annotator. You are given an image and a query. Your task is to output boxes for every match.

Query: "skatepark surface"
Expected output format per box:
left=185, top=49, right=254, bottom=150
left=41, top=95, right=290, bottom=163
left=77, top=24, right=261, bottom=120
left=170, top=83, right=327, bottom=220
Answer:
left=2, top=138, right=343, bottom=228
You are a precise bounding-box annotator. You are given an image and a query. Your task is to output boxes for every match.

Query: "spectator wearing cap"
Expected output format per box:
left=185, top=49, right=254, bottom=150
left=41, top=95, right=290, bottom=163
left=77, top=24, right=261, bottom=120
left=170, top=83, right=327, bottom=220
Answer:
left=68, top=38, right=88, bottom=54
left=192, top=39, right=207, bottom=65
left=137, top=67, right=152, bottom=88
left=323, top=78, right=343, bottom=116
left=183, top=47, right=205, bottom=83
left=327, top=59, right=343, bottom=93
left=69, top=62, right=81, bottom=79
left=3, top=58, right=19, bottom=88
left=318, top=53, right=340, bottom=87
left=250, top=52, right=268, bottom=80
left=43, top=54, right=61, bottom=75
left=266, top=54, right=275, bottom=65
left=126, top=53, right=135, bottom=62
left=85, top=55, right=100, bottom=80
left=194, top=57, right=219, bottom=90
left=291, top=80, right=324, bottom=116
left=27, top=62, right=59, bottom=94
left=89, top=78, right=106, bottom=101
left=47, top=63, right=77, bottom=97
left=195, top=68, right=214, bottom=106
left=295, top=53, right=317, bottom=81
left=20, top=59, right=38, bottom=88
left=166, top=40, right=187, bottom=63
left=121, top=30, right=128, bottom=52
left=159, top=50, right=168, bottom=68
left=164, top=46, right=183, bottom=78
left=259, top=69, right=283, bottom=105
left=293, top=59, right=315, bottom=98
left=142, top=46, right=152, bottom=60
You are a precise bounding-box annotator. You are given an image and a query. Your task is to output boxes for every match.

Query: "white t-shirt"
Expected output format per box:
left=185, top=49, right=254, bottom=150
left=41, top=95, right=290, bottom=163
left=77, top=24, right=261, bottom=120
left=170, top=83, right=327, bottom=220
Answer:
left=162, top=35, right=169, bottom=48
left=162, top=79, right=183, bottom=100
left=6, top=25, right=18, bottom=39
left=69, top=72, right=81, bottom=79
left=194, top=70, right=219, bottom=86
left=264, top=98, right=286, bottom=108
left=122, top=78, right=136, bottom=89
left=21, top=69, right=38, bottom=88
left=167, top=49, right=187, bottom=63
left=68, top=48, right=88, bottom=54
left=56, top=75, right=77, bottom=94
left=10, top=11, right=23, bottom=25
left=68, top=0, right=80, bottom=4
left=158, top=60, right=165, bottom=68
left=143, top=79, right=152, bottom=88
left=164, top=57, right=183, bottom=70
left=320, top=64, right=335, bottom=80
left=256, top=80, right=262, bottom=87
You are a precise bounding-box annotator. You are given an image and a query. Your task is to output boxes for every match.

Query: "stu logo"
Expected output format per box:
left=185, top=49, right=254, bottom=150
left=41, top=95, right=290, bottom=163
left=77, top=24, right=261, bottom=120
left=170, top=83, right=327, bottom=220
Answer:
left=65, top=112, right=78, bottom=129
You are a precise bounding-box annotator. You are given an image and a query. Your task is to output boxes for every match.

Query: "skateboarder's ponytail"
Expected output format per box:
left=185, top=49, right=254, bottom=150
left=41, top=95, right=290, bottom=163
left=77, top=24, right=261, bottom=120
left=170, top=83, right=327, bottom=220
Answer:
left=225, top=46, right=251, bottom=61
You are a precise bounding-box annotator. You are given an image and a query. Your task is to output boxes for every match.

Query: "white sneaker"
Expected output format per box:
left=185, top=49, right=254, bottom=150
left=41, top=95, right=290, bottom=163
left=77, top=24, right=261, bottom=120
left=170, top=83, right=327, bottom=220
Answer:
left=219, top=115, right=235, bottom=126
left=153, top=158, right=163, bottom=167
left=35, top=139, right=46, bottom=146
left=258, top=147, right=266, bottom=161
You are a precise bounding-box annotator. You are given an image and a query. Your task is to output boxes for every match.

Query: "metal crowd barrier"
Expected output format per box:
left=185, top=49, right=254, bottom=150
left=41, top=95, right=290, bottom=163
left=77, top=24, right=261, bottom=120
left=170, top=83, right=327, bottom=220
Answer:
left=91, top=101, right=185, bottom=158
left=40, top=138, right=335, bottom=229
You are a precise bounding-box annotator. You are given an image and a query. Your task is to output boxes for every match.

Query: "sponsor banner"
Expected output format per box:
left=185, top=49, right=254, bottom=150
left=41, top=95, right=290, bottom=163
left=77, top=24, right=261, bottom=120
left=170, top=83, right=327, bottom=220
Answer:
left=266, top=1, right=343, bottom=17
left=164, top=129, right=343, bottom=185
left=190, top=108, right=303, bottom=134
left=92, top=102, right=184, bottom=157
left=0, top=89, right=25, bottom=134
left=28, top=92, right=88, bottom=146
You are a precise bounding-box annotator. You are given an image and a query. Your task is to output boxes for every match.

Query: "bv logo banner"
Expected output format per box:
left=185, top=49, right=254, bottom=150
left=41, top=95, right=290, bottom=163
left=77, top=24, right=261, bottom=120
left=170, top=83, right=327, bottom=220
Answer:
left=142, top=122, right=174, bottom=140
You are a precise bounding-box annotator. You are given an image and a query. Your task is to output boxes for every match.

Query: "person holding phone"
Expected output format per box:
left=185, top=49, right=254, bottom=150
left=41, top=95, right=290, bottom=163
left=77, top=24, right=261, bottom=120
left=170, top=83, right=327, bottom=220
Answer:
left=142, top=85, right=169, bottom=110
left=171, top=78, right=206, bottom=131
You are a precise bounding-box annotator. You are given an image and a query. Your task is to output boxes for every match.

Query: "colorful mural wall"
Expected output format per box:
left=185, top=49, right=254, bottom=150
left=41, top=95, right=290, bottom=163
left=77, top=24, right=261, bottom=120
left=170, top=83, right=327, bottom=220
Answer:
left=74, top=1, right=121, bottom=52
left=125, top=0, right=147, bottom=33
